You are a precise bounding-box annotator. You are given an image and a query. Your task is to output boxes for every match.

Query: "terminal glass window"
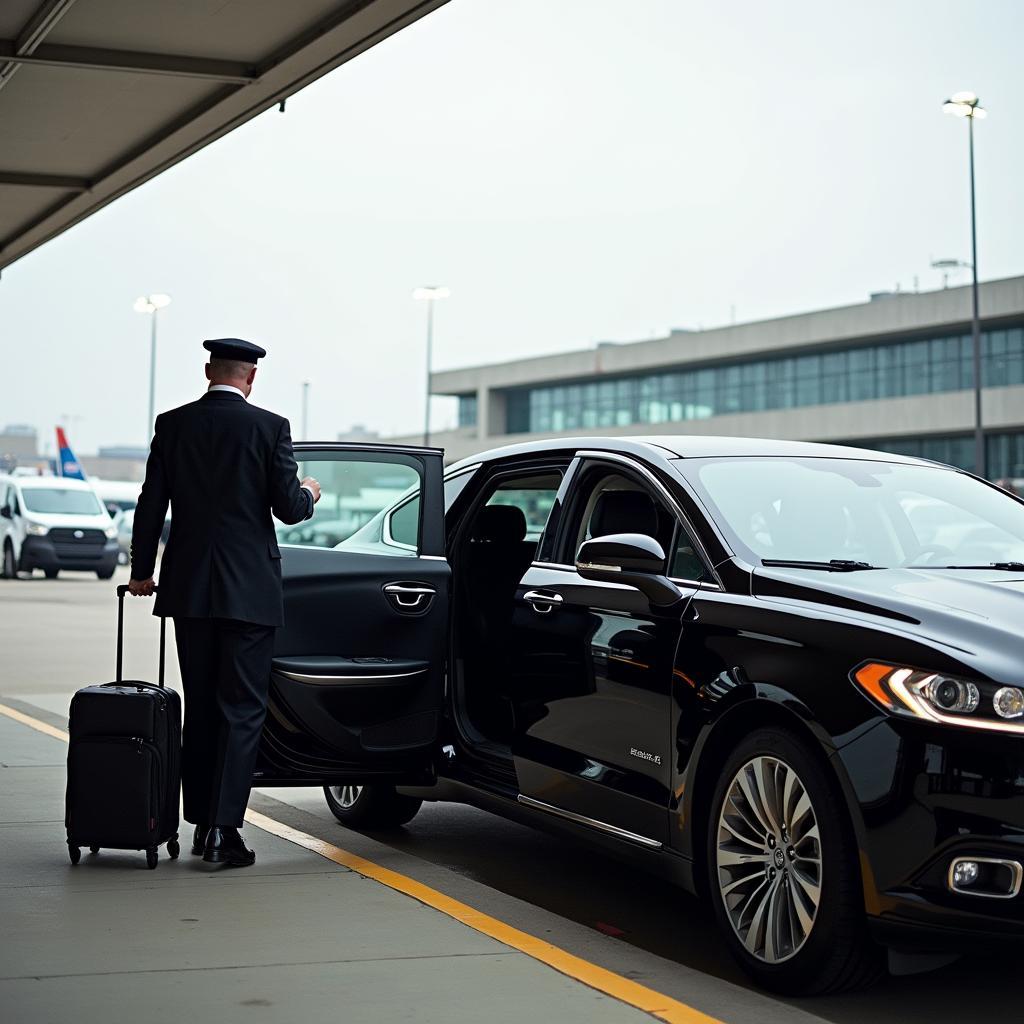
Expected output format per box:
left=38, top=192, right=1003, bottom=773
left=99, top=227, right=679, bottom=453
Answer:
left=502, top=325, right=1024, bottom=435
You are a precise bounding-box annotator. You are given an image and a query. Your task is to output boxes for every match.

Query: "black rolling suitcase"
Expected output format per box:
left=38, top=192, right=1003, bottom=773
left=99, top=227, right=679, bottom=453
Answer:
left=65, top=584, right=182, bottom=869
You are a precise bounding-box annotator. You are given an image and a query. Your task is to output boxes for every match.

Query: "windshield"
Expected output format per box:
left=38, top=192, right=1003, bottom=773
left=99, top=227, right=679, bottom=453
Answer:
left=20, top=488, right=104, bottom=516
left=681, top=457, right=1024, bottom=568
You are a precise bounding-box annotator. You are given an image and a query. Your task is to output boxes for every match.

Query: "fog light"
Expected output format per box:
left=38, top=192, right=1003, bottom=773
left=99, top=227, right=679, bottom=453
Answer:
left=993, top=687, right=1024, bottom=719
left=952, top=860, right=979, bottom=887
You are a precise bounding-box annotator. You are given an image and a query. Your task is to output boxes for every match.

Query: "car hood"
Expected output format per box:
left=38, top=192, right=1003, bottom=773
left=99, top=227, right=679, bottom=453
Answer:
left=26, top=511, right=112, bottom=531
left=752, top=565, right=1024, bottom=669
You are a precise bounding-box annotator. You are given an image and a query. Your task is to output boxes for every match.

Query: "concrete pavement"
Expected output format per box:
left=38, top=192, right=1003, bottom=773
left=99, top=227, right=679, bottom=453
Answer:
left=0, top=708, right=687, bottom=1024
left=3, top=569, right=1020, bottom=1023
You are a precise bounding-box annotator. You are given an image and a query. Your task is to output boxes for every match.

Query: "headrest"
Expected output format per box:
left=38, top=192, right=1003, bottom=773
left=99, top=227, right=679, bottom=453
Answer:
left=590, top=490, right=658, bottom=540
left=472, top=504, right=527, bottom=544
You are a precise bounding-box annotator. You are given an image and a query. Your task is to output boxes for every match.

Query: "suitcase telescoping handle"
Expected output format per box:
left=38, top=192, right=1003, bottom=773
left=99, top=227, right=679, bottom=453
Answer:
left=115, top=584, right=164, bottom=688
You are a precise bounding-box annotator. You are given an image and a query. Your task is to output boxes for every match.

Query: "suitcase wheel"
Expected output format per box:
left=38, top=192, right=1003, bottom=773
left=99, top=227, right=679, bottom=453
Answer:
left=167, top=837, right=180, bottom=859
left=89, top=846, right=100, bottom=855
left=68, top=844, right=81, bottom=866
left=146, top=848, right=158, bottom=870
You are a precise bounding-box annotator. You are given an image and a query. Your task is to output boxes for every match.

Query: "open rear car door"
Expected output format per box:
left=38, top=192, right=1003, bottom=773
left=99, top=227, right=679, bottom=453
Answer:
left=254, top=443, right=449, bottom=787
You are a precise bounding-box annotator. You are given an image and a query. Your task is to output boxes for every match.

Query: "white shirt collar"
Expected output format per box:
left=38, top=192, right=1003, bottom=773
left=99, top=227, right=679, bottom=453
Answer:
left=208, top=384, right=247, bottom=401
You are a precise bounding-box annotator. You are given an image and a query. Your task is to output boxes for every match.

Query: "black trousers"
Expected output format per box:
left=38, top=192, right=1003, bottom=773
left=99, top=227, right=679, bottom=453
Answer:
left=173, top=617, right=275, bottom=828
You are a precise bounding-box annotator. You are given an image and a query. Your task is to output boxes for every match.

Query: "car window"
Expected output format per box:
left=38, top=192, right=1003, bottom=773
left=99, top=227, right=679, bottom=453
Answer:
left=20, top=488, right=104, bottom=515
left=485, top=473, right=562, bottom=542
left=285, top=453, right=422, bottom=551
left=337, top=466, right=480, bottom=555
left=565, top=468, right=710, bottom=579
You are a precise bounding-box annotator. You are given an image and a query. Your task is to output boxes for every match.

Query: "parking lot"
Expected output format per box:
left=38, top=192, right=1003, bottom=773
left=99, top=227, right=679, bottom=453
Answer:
left=1, top=568, right=1019, bottom=1023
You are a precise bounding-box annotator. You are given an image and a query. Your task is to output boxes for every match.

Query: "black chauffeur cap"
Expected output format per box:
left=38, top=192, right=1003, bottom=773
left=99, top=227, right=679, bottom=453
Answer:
left=203, top=338, right=267, bottom=363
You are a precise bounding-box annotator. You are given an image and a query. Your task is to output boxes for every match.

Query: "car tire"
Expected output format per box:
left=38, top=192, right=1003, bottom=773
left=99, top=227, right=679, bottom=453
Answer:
left=323, top=784, right=423, bottom=830
left=1, top=543, right=15, bottom=579
left=96, top=567, right=115, bottom=580
left=706, top=727, right=882, bottom=995
left=44, top=568, right=59, bottom=580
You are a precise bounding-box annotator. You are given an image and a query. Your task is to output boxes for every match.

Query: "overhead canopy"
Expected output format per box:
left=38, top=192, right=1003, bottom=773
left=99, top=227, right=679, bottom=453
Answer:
left=0, top=0, right=447, bottom=272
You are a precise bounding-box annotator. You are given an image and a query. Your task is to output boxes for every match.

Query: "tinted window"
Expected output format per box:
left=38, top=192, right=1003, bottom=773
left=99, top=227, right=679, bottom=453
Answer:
left=284, top=453, right=421, bottom=551
left=566, top=468, right=709, bottom=580
left=486, top=473, right=561, bottom=542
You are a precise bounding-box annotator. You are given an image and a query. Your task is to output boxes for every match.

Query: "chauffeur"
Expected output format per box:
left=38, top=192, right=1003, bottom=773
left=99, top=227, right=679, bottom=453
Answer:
left=128, top=338, right=321, bottom=867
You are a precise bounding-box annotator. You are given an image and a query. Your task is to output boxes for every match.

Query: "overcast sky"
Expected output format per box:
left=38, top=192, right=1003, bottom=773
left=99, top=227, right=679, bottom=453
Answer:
left=2, top=0, right=1022, bottom=455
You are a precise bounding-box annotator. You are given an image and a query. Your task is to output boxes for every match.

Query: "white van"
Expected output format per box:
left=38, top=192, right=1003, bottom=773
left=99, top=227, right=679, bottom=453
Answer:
left=0, top=475, right=119, bottom=580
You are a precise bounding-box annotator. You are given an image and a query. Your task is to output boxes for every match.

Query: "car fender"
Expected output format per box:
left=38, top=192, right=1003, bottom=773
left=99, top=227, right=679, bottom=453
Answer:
left=673, top=681, right=872, bottom=900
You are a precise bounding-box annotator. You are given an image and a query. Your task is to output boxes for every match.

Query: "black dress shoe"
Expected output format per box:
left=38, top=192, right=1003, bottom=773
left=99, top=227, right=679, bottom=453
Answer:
left=191, top=824, right=209, bottom=856
left=202, top=826, right=256, bottom=867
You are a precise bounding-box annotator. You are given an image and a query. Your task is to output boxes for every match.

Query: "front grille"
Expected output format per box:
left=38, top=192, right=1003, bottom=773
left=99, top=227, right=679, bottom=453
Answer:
left=48, top=527, right=105, bottom=544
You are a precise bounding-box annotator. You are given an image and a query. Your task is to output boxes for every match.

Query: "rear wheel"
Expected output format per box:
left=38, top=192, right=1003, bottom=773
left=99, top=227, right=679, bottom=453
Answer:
left=706, top=727, right=881, bottom=994
left=323, top=784, right=422, bottom=829
left=1, top=543, right=15, bottom=579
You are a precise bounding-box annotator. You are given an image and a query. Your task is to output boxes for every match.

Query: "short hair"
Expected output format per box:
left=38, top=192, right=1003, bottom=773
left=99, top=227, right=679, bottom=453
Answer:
left=208, top=357, right=254, bottom=381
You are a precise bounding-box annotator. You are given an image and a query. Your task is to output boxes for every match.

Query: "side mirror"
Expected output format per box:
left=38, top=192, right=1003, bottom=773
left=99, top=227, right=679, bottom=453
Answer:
left=0, top=506, right=11, bottom=520
left=576, top=533, right=683, bottom=607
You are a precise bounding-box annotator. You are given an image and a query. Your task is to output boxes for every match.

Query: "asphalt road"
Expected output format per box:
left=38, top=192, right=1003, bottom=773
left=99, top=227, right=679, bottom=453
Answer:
left=1, top=567, right=1017, bottom=1023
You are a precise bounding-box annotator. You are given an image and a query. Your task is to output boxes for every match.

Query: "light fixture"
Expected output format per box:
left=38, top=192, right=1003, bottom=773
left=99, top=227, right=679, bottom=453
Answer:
left=852, top=663, right=1024, bottom=734
left=133, top=293, right=172, bottom=314
left=942, top=92, right=985, bottom=119
left=413, top=286, right=451, bottom=301
left=993, top=687, right=1024, bottom=719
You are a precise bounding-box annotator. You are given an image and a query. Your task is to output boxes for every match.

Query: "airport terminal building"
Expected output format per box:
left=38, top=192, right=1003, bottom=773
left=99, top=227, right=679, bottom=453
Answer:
left=428, top=276, right=1024, bottom=479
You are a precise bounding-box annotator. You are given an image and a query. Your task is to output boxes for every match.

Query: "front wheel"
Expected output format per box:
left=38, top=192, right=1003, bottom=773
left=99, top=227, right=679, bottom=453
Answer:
left=44, top=568, right=59, bottom=580
left=1, top=543, right=16, bottom=579
left=323, top=784, right=422, bottom=830
left=96, top=567, right=116, bottom=580
left=706, top=727, right=881, bottom=995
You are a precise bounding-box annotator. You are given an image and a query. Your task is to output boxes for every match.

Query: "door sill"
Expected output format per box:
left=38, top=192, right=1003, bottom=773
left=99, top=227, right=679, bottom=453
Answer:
left=517, top=794, right=663, bottom=850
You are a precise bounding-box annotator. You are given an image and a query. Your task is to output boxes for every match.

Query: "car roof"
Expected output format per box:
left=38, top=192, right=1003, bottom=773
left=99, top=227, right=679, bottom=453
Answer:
left=13, top=475, right=97, bottom=490
left=450, top=435, right=939, bottom=471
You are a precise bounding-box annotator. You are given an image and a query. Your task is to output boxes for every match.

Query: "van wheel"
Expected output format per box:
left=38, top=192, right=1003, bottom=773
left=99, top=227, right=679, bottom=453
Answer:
left=44, top=568, right=59, bottom=580
left=96, top=567, right=115, bottom=580
left=323, top=784, right=422, bottom=829
left=1, top=543, right=15, bottom=579
left=706, top=727, right=882, bottom=994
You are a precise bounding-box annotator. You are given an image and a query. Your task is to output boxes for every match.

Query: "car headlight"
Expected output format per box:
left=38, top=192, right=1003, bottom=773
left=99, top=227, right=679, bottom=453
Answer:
left=25, top=522, right=48, bottom=537
left=104, top=525, right=118, bottom=539
left=853, top=662, right=1024, bottom=734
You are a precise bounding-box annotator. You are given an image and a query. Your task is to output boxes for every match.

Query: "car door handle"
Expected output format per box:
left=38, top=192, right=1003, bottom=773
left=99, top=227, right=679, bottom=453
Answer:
left=523, top=590, right=563, bottom=614
left=383, top=582, right=436, bottom=611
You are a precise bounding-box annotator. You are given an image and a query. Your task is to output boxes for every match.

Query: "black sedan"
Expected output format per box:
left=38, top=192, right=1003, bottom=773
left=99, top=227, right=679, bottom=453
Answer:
left=257, top=435, right=1024, bottom=995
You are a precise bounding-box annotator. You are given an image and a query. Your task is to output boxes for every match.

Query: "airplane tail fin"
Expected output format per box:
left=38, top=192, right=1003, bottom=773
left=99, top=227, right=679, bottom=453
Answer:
left=55, top=427, right=87, bottom=481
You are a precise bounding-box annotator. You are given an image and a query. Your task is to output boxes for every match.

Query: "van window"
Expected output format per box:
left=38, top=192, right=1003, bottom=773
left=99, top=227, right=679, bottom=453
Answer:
left=20, top=488, right=104, bottom=516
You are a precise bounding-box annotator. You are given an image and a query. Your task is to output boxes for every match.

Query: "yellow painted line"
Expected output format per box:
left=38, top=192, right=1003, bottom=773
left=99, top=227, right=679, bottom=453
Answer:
left=0, top=702, right=70, bottom=743
left=1, top=700, right=724, bottom=1024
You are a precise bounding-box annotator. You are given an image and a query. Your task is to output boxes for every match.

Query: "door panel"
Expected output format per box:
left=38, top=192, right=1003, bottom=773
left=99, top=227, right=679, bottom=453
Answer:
left=508, top=565, right=691, bottom=845
left=506, top=456, right=697, bottom=847
left=254, top=444, right=449, bottom=786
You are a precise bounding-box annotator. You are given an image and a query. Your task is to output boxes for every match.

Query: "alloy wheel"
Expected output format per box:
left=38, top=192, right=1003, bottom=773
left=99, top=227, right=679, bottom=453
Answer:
left=330, top=785, right=364, bottom=810
left=715, top=755, right=822, bottom=964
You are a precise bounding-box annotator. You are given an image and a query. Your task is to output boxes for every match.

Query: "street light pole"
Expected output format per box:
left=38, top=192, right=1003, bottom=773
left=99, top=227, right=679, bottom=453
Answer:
left=148, top=310, right=159, bottom=441
left=301, top=380, right=310, bottom=440
left=133, top=293, right=172, bottom=442
left=967, top=112, right=983, bottom=480
left=943, top=91, right=987, bottom=478
left=413, top=286, right=450, bottom=447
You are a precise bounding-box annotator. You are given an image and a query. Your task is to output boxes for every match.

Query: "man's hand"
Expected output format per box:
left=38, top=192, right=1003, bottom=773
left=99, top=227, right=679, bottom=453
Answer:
left=128, top=577, right=155, bottom=597
left=301, top=477, right=321, bottom=503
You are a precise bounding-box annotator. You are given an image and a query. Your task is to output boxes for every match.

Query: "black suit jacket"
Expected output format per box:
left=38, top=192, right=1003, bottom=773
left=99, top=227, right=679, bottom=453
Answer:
left=131, top=390, right=312, bottom=626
